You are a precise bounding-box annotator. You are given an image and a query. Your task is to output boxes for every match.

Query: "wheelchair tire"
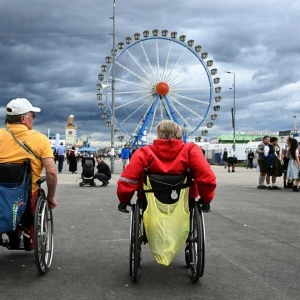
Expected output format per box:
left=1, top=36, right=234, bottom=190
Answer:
left=189, top=203, right=205, bottom=282
left=129, top=202, right=141, bottom=282
left=34, top=195, right=54, bottom=275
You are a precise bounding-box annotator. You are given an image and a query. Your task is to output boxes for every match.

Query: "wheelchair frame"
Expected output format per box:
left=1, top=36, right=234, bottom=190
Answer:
left=129, top=199, right=206, bottom=283
left=1, top=171, right=54, bottom=275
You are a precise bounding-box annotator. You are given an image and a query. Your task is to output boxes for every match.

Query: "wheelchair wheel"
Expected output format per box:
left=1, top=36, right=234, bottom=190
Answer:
left=129, top=202, right=142, bottom=282
left=34, top=195, right=54, bottom=275
left=189, top=203, right=205, bottom=282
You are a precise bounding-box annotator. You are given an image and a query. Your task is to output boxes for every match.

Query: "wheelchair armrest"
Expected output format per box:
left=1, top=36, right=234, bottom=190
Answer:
left=35, top=176, right=46, bottom=186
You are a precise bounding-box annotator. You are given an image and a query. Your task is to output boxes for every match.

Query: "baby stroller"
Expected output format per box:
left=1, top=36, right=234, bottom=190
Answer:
left=79, top=157, right=96, bottom=187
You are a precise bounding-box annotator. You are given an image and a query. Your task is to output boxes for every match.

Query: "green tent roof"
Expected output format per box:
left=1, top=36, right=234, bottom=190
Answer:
left=217, top=134, right=269, bottom=142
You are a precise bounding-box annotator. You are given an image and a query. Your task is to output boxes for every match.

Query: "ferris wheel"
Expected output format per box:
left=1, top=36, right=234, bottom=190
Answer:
left=97, top=29, right=221, bottom=146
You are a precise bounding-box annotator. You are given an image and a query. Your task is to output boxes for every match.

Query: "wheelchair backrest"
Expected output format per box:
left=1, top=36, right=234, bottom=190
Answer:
left=0, top=159, right=31, bottom=185
left=144, top=172, right=190, bottom=205
left=0, top=159, right=31, bottom=234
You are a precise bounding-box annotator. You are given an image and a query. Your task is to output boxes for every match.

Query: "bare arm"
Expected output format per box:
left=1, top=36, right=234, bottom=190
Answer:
left=295, top=150, right=300, bottom=168
left=43, top=157, right=58, bottom=208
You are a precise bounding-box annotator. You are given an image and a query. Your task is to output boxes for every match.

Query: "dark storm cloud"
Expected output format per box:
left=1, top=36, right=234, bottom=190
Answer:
left=0, top=0, right=299, bottom=146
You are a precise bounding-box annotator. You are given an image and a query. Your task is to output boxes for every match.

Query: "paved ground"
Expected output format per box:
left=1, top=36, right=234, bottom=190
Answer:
left=1, top=160, right=299, bottom=300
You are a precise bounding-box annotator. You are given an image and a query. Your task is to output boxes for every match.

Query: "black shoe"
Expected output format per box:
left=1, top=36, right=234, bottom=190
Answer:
left=228, top=170, right=230, bottom=172
left=118, top=202, right=129, bottom=213
left=293, top=186, right=299, bottom=192
left=272, top=186, right=281, bottom=190
left=257, top=185, right=267, bottom=189
left=267, top=186, right=273, bottom=190
left=232, top=170, right=235, bottom=172
left=102, top=181, right=109, bottom=186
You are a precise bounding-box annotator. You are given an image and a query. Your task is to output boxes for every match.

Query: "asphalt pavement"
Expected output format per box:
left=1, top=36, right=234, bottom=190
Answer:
left=1, top=160, right=299, bottom=300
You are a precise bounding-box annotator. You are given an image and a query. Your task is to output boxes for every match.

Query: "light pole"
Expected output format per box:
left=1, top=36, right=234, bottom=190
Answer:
left=226, top=71, right=236, bottom=153
left=110, top=0, right=116, bottom=173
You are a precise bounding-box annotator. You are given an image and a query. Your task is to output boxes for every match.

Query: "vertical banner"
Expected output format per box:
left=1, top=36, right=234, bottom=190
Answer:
left=55, top=133, right=60, bottom=148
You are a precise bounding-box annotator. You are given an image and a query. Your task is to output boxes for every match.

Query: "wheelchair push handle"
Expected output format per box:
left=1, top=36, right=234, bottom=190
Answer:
left=35, top=176, right=46, bottom=186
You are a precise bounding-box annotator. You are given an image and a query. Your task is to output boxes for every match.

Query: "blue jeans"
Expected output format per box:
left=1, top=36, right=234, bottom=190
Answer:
left=58, top=155, right=64, bottom=173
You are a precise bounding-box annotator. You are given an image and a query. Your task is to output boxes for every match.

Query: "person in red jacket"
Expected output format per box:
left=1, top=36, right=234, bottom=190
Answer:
left=117, top=120, right=216, bottom=213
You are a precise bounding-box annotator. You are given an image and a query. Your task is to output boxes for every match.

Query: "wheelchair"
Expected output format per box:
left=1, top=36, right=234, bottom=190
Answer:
left=129, top=171, right=206, bottom=283
left=0, top=159, right=54, bottom=275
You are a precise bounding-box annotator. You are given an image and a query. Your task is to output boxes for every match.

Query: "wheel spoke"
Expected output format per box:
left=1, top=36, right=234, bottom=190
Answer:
left=169, top=91, right=209, bottom=106
left=139, top=41, right=157, bottom=82
left=164, top=46, right=188, bottom=82
left=114, top=76, right=148, bottom=88
left=171, top=87, right=211, bottom=92
left=161, top=40, right=173, bottom=82
left=115, top=93, right=151, bottom=110
left=125, top=48, right=157, bottom=86
left=120, top=97, right=153, bottom=126
left=115, top=61, right=153, bottom=88
left=112, top=90, right=150, bottom=95
left=165, top=96, right=197, bottom=128
left=155, top=38, right=161, bottom=81
left=169, top=96, right=205, bottom=119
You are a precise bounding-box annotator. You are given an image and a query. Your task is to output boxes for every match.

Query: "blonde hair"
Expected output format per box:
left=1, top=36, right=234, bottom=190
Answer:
left=156, top=120, right=182, bottom=140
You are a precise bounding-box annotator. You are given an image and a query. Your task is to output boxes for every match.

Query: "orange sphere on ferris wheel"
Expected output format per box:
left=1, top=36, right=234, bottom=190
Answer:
left=156, top=82, right=169, bottom=96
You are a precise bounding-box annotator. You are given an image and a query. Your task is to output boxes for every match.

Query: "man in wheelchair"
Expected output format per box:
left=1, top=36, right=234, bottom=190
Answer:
left=0, top=98, right=58, bottom=249
left=117, top=120, right=216, bottom=212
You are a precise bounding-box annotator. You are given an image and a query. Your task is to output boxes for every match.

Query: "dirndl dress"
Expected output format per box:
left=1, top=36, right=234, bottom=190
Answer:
left=287, top=158, right=300, bottom=180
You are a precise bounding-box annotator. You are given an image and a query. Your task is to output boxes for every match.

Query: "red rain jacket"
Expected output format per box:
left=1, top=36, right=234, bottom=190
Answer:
left=117, top=139, right=216, bottom=204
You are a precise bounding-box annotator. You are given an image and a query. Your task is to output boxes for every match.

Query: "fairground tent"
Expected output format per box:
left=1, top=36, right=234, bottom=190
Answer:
left=78, top=147, right=97, bottom=152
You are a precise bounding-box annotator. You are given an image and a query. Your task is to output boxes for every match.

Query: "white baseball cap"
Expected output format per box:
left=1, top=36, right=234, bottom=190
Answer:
left=6, top=98, right=41, bottom=116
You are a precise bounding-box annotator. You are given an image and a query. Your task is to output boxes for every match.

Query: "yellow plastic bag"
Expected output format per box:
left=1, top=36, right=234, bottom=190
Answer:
left=143, top=176, right=190, bottom=266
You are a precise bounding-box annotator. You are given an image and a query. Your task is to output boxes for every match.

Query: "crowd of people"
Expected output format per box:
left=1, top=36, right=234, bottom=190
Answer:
left=256, top=135, right=300, bottom=191
left=221, top=135, right=300, bottom=192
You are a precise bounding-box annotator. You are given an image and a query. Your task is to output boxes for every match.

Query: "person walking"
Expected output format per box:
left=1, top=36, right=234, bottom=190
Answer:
left=68, top=146, right=78, bottom=174
left=246, top=150, right=254, bottom=169
left=121, top=144, right=131, bottom=170
left=256, top=135, right=270, bottom=189
left=286, top=137, right=300, bottom=192
left=264, top=137, right=281, bottom=190
left=222, top=148, right=228, bottom=168
left=94, top=156, right=111, bottom=186
left=0, top=98, right=58, bottom=247
left=56, top=142, right=66, bottom=173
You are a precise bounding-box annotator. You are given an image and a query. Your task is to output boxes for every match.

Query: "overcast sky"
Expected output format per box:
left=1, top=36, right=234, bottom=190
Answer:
left=0, top=0, right=299, bottom=147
